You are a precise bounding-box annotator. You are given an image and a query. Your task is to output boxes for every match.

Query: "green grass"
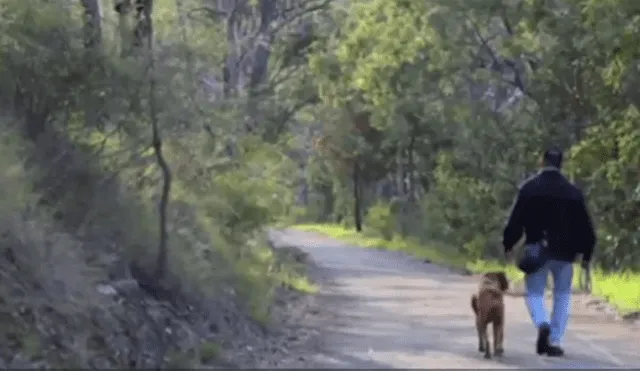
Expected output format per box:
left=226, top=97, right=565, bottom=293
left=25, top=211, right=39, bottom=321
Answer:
left=278, top=263, right=319, bottom=294
left=293, top=223, right=640, bottom=314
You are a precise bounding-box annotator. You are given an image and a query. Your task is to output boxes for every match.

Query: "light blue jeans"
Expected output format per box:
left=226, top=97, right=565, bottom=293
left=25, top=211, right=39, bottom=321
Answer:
left=525, top=259, right=573, bottom=346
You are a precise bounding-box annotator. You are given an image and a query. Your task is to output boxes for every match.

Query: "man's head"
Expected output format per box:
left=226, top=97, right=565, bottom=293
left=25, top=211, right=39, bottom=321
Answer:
left=541, top=147, right=563, bottom=169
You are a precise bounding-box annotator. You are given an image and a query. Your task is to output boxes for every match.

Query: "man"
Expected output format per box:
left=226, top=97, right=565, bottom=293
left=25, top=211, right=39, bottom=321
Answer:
left=502, top=148, right=596, bottom=357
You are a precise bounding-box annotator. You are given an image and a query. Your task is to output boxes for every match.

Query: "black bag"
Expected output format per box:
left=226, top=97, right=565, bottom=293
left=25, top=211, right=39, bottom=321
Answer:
left=517, top=240, right=549, bottom=274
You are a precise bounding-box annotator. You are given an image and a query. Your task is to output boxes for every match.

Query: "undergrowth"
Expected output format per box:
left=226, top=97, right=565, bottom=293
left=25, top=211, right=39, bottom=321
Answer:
left=0, top=1, right=316, bottom=367
left=0, top=123, right=314, bottom=367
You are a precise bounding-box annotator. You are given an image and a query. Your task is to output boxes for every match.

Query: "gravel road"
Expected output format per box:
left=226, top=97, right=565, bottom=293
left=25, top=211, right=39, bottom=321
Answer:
left=269, top=228, right=640, bottom=369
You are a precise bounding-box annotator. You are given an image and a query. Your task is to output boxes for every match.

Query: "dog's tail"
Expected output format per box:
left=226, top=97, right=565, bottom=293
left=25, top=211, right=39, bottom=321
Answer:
left=471, top=294, right=478, bottom=315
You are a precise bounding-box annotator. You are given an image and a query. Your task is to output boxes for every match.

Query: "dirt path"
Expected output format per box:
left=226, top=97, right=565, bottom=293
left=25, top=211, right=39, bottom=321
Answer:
left=270, top=228, right=640, bottom=369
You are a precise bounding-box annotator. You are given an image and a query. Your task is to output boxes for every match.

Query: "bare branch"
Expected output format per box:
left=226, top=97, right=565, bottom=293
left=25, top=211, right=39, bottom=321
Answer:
left=466, top=17, right=530, bottom=97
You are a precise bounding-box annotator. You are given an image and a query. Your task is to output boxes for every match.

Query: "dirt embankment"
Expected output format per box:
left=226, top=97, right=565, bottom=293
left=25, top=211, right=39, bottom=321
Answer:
left=0, top=234, right=320, bottom=369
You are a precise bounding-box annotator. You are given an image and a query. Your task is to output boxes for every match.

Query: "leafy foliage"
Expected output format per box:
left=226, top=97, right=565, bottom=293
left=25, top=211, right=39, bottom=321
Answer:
left=0, top=0, right=320, bottom=367
left=301, top=0, right=640, bottom=272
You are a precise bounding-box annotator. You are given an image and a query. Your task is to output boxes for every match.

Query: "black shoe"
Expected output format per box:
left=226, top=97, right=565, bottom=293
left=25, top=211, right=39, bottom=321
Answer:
left=546, top=345, right=564, bottom=357
left=536, top=323, right=551, bottom=355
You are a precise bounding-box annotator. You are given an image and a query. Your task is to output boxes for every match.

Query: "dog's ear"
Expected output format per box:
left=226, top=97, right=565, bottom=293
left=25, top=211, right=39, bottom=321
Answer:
left=496, top=272, right=509, bottom=292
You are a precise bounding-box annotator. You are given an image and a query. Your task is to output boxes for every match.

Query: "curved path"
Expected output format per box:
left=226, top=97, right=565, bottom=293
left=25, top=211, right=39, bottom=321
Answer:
left=270, top=228, right=640, bottom=369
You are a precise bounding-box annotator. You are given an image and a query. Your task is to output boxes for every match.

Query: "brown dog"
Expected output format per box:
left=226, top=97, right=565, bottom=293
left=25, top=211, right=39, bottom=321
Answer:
left=471, top=271, right=509, bottom=359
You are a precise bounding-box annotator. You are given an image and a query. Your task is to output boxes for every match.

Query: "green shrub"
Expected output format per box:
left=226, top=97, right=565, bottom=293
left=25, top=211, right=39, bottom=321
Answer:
left=364, top=201, right=395, bottom=240
left=418, top=152, right=505, bottom=258
left=0, top=0, right=316, bottom=366
left=164, top=137, right=306, bottom=319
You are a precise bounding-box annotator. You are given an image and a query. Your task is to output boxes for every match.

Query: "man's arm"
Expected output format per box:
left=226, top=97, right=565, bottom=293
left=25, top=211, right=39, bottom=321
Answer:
left=503, top=189, right=526, bottom=253
left=576, top=192, right=596, bottom=264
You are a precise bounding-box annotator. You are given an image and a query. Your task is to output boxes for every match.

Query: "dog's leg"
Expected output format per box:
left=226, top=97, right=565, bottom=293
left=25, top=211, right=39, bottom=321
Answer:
left=483, top=323, right=492, bottom=359
left=494, top=318, right=504, bottom=357
left=476, top=316, right=485, bottom=353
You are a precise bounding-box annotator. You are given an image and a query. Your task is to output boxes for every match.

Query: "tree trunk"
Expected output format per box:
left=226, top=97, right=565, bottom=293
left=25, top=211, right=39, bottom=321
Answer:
left=81, top=0, right=104, bottom=130
left=114, top=0, right=133, bottom=56
left=143, top=1, right=171, bottom=281
left=127, top=0, right=172, bottom=281
left=353, top=159, right=363, bottom=232
left=395, top=146, right=404, bottom=197
left=175, top=0, right=194, bottom=81
left=322, top=182, right=334, bottom=221
left=81, top=0, right=103, bottom=49
left=134, top=0, right=153, bottom=48
left=407, top=123, right=417, bottom=201
left=222, top=0, right=244, bottom=97
left=246, top=0, right=276, bottom=131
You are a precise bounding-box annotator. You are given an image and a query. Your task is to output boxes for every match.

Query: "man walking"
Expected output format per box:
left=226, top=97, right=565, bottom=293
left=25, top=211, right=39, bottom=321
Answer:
left=502, top=148, right=596, bottom=357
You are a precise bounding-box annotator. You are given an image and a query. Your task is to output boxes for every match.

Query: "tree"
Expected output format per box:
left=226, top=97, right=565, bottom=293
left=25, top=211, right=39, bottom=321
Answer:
left=302, top=0, right=640, bottom=270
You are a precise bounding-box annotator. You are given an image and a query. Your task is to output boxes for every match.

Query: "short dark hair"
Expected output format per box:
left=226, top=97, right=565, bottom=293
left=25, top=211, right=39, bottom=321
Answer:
left=543, top=148, right=563, bottom=168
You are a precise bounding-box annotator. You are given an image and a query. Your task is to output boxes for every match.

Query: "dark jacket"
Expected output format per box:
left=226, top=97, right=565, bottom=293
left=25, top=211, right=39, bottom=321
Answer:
left=502, top=168, right=596, bottom=263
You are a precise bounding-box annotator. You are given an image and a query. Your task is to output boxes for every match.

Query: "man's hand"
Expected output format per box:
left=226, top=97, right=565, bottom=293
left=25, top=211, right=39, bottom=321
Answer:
left=504, top=250, right=514, bottom=263
left=579, top=260, right=592, bottom=293
left=580, top=260, right=591, bottom=271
